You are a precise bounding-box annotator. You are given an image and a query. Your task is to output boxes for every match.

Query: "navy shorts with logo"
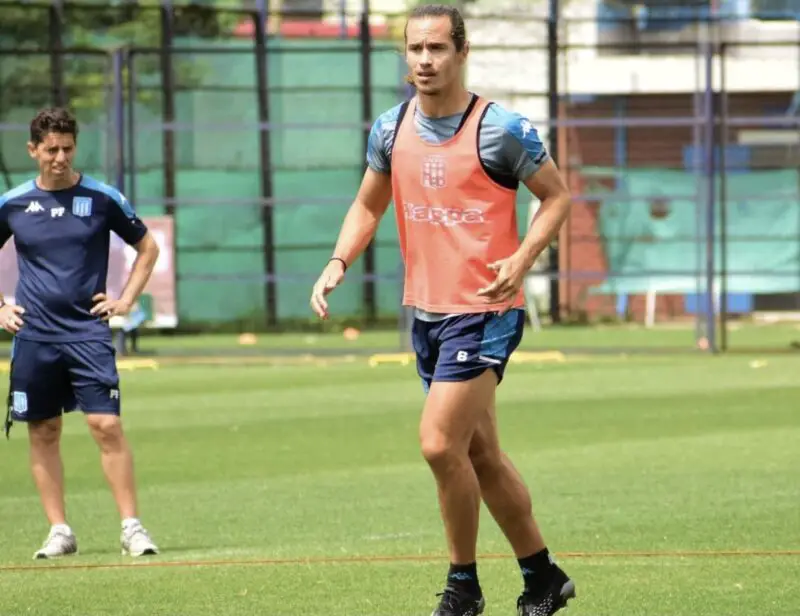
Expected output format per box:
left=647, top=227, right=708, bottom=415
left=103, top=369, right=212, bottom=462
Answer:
left=411, top=309, right=525, bottom=393
left=8, top=338, right=121, bottom=423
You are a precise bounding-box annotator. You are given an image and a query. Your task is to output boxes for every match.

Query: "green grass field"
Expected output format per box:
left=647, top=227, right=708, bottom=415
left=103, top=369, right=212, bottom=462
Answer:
left=1, top=340, right=799, bottom=615
left=2, top=320, right=796, bottom=358
left=131, top=320, right=800, bottom=354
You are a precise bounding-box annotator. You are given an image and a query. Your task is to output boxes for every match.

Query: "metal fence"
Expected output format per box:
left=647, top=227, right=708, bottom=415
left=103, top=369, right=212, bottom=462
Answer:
left=0, top=1, right=407, bottom=332
left=458, top=8, right=800, bottom=352
left=1, top=2, right=799, bottom=353
left=551, top=16, right=800, bottom=352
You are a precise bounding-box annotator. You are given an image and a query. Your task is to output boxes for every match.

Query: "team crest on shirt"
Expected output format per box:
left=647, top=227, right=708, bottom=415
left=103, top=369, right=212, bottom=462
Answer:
left=72, top=196, right=93, bottom=217
left=421, top=155, right=447, bottom=189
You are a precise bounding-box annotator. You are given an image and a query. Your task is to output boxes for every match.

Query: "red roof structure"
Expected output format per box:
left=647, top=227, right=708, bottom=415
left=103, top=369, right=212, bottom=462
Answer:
left=233, top=18, right=391, bottom=38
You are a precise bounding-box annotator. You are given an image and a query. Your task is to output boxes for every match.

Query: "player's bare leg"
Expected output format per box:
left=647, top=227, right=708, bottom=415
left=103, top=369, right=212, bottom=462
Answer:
left=420, top=369, right=497, bottom=614
left=29, top=417, right=67, bottom=525
left=86, top=414, right=158, bottom=556
left=86, top=414, right=137, bottom=518
left=29, top=417, right=77, bottom=559
left=469, top=397, right=576, bottom=615
left=469, top=395, right=546, bottom=557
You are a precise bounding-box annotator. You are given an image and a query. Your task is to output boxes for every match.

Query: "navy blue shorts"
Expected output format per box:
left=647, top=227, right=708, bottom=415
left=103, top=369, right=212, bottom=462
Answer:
left=411, top=309, right=525, bottom=393
left=8, top=338, right=121, bottom=423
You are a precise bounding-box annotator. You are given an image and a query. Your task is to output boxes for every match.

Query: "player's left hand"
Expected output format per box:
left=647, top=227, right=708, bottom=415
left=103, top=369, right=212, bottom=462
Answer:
left=477, top=253, right=531, bottom=312
left=90, top=293, right=132, bottom=321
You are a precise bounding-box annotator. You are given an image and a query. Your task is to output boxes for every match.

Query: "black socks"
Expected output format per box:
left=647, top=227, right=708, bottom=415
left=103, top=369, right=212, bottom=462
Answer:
left=518, top=547, right=557, bottom=594
left=445, top=548, right=557, bottom=598
left=446, top=561, right=482, bottom=598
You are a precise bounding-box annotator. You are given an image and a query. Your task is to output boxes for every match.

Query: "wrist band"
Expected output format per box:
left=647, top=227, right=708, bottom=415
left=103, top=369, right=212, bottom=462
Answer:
left=329, top=257, right=347, bottom=272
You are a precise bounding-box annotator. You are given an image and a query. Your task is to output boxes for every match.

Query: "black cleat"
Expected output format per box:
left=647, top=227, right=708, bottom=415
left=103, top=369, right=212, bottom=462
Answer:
left=431, top=585, right=486, bottom=616
left=517, top=566, right=576, bottom=616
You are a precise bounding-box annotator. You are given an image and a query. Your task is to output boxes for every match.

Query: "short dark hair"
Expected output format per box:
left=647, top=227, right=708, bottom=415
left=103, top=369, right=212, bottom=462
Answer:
left=30, top=107, right=78, bottom=145
left=405, top=3, right=467, bottom=52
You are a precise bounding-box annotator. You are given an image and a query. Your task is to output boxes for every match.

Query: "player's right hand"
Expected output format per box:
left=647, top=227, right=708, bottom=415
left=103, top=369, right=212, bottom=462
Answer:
left=310, top=260, right=347, bottom=320
left=0, top=302, right=25, bottom=334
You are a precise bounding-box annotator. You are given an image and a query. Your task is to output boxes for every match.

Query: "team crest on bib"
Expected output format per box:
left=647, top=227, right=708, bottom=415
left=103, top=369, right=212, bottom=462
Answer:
left=72, top=196, right=93, bottom=217
left=421, top=155, right=447, bottom=189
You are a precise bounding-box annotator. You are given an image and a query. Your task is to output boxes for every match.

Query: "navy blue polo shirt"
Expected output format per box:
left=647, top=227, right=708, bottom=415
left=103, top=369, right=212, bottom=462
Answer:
left=0, top=175, right=148, bottom=342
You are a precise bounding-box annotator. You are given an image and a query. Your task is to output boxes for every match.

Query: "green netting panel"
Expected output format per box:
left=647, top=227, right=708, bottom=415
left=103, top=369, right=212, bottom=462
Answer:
left=151, top=42, right=259, bottom=322
left=591, top=168, right=800, bottom=295
left=6, top=34, right=530, bottom=326
left=266, top=42, right=404, bottom=321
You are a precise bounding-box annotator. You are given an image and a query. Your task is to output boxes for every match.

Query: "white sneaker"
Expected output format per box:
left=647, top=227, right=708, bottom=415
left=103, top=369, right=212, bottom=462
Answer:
left=121, top=520, right=159, bottom=557
left=33, top=525, right=78, bottom=560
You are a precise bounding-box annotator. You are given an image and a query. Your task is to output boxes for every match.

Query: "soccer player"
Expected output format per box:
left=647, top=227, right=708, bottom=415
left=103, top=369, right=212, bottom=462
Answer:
left=310, top=5, right=576, bottom=616
left=0, top=108, right=160, bottom=560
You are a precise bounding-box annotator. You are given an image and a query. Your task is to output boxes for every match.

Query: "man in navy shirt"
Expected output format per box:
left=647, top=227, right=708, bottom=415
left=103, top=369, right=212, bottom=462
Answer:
left=1, top=108, right=160, bottom=559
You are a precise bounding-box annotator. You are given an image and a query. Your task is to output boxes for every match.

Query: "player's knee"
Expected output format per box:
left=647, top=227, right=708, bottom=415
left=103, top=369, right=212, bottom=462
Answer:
left=86, top=415, right=125, bottom=451
left=420, top=430, right=463, bottom=470
left=28, top=419, right=62, bottom=448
